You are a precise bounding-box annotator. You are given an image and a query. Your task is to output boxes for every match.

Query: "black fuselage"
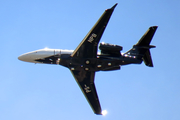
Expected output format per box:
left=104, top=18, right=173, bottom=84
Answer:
left=58, top=54, right=142, bottom=72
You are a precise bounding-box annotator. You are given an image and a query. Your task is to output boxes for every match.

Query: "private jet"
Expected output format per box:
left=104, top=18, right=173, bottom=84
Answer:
left=18, top=3, right=158, bottom=115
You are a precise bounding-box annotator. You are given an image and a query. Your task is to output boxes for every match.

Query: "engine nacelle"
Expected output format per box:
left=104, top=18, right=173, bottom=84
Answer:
left=99, top=42, right=123, bottom=57
left=99, top=42, right=123, bottom=51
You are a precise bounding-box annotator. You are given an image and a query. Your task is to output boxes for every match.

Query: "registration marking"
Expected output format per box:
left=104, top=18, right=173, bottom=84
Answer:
left=88, top=33, right=97, bottom=43
left=84, top=84, right=91, bottom=93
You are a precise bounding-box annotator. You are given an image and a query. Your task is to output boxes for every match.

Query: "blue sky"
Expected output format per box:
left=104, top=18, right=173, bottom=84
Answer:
left=1, top=0, right=180, bottom=120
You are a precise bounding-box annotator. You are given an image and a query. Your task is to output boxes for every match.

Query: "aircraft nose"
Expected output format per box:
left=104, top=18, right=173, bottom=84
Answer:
left=18, top=54, right=29, bottom=62
left=18, top=52, right=37, bottom=63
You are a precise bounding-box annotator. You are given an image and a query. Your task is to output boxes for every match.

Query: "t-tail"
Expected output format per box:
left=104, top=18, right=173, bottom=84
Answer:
left=125, top=26, right=158, bottom=67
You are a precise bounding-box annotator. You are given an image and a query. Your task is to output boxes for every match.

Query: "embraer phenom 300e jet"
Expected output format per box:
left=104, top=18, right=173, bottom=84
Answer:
left=18, top=3, right=158, bottom=115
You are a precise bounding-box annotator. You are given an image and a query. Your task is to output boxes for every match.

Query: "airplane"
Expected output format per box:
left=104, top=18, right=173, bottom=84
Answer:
left=18, top=3, right=158, bottom=115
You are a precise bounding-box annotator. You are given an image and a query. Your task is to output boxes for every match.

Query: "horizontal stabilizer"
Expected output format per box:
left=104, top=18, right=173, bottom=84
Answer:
left=143, top=50, right=153, bottom=67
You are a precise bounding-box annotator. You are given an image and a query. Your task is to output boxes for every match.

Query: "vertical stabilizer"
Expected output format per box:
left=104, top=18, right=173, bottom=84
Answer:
left=136, top=26, right=158, bottom=46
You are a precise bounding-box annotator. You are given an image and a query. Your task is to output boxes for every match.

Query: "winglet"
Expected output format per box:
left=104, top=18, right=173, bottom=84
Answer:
left=107, top=3, right=118, bottom=11
left=111, top=3, right=118, bottom=9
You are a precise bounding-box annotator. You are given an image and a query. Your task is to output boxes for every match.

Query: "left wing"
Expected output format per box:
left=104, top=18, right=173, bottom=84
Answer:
left=71, top=70, right=102, bottom=115
left=71, top=3, right=117, bottom=58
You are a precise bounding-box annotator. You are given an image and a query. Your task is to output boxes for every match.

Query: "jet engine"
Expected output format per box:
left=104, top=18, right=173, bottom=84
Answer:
left=99, top=42, right=123, bottom=57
